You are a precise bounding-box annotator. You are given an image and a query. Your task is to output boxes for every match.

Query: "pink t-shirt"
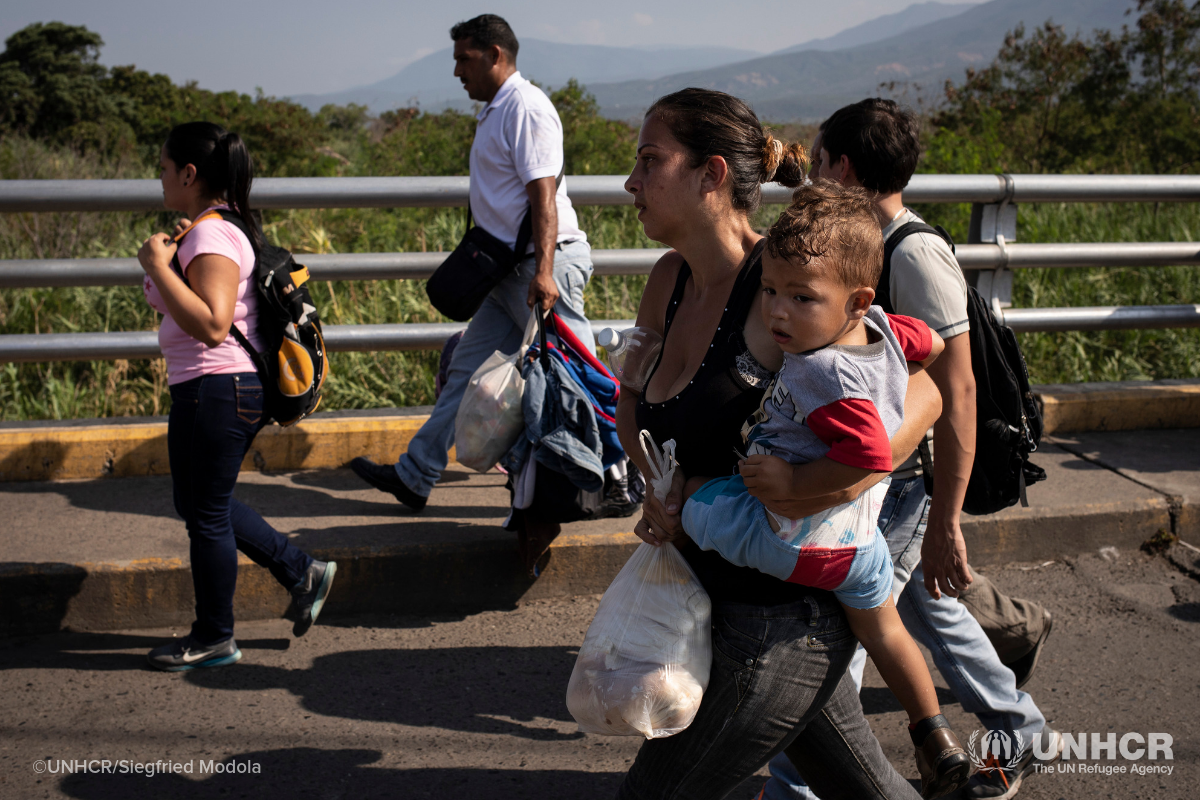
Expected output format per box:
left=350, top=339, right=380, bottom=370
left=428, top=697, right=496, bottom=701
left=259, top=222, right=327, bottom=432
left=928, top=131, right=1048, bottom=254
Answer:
left=142, top=210, right=263, bottom=385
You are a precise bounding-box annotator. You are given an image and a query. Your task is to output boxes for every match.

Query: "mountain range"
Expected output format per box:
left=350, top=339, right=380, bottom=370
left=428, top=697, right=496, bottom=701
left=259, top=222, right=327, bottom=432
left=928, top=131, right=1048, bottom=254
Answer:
left=291, top=41, right=762, bottom=114
left=773, top=2, right=977, bottom=54
left=588, top=0, right=1134, bottom=120
left=294, top=0, right=1137, bottom=122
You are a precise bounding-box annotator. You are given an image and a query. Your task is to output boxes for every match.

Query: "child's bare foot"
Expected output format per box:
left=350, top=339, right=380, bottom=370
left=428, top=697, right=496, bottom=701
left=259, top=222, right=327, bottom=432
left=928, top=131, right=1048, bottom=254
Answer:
left=912, top=714, right=974, bottom=799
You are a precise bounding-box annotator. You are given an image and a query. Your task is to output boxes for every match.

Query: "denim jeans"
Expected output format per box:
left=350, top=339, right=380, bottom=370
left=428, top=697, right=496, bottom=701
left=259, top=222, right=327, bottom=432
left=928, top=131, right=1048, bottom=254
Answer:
left=616, top=592, right=920, bottom=800
left=763, top=476, right=1046, bottom=800
left=395, top=240, right=594, bottom=496
left=169, top=373, right=313, bottom=645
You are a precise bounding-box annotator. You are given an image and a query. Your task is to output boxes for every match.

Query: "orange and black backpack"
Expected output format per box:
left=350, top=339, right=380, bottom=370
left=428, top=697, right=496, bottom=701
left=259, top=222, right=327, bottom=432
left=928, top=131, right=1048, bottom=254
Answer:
left=171, top=208, right=329, bottom=426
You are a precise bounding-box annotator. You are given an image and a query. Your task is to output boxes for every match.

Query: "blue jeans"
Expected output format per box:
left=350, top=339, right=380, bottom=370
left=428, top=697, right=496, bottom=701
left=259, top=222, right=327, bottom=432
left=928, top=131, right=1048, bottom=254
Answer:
left=395, top=240, right=594, bottom=496
left=617, top=592, right=920, bottom=800
left=764, top=476, right=1046, bottom=800
left=169, top=373, right=313, bottom=645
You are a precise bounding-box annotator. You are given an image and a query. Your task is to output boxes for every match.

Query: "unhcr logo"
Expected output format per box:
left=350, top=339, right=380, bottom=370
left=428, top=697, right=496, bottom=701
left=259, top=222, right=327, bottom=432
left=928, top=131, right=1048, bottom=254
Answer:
left=967, top=729, right=1174, bottom=777
left=967, top=729, right=1025, bottom=773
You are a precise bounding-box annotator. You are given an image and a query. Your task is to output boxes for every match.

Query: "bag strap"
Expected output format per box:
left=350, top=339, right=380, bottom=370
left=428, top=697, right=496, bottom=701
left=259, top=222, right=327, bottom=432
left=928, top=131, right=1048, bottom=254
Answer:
left=229, top=325, right=263, bottom=362
left=468, top=163, right=566, bottom=262
left=879, top=220, right=955, bottom=314
left=534, top=307, right=550, bottom=370
left=167, top=209, right=228, bottom=284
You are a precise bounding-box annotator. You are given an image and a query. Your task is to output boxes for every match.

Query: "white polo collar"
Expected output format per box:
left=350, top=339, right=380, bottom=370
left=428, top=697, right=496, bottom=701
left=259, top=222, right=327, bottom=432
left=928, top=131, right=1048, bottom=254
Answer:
left=476, top=71, right=524, bottom=122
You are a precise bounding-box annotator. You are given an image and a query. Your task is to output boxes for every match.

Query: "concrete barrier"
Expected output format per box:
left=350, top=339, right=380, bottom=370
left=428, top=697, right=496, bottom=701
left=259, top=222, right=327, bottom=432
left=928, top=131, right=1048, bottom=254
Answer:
left=1036, top=378, right=1200, bottom=434
left=0, top=407, right=436, bottom=482
left=4, top=380, right=1199, bottom=482
left=3, top=386, right=1199, bottom=637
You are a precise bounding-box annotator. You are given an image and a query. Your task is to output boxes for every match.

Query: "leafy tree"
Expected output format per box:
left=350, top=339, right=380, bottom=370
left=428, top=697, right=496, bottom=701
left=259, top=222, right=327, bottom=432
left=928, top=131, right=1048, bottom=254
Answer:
left=926, top=0, right=1200, bottom=175
left=0, top=22, right=329, bottom=174
left=0, top=22, right=127, bottom=149
left=552, top=79, right=637, bottom=174
left=364, top=107, right=475, bottom=176
left=318, top=103, right=369, bottom=131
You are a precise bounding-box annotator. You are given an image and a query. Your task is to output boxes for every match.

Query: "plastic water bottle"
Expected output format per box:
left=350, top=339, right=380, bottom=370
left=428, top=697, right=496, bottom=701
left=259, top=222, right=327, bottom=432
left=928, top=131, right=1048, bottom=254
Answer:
left=598, top=326, right=663, bottom=390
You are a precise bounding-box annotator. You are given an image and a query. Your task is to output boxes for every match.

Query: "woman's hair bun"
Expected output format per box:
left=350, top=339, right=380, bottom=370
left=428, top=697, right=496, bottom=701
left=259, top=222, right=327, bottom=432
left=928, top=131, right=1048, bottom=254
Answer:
left=766, top=139, right=808, bottom=189
left=761, top=134, right=785, bottom=182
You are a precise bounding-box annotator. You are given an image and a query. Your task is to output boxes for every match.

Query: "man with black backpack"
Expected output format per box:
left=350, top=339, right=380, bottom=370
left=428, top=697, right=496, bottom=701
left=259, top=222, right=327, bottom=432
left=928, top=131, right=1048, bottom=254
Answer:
left=760, top=101, right=1059, bottom=800
left=350, top=14, right=595, bottom=510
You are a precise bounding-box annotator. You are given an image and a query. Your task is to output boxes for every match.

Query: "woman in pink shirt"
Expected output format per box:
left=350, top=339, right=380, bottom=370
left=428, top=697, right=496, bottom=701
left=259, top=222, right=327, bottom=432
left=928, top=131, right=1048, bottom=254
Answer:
left=137, top=122, right=336, bottom=671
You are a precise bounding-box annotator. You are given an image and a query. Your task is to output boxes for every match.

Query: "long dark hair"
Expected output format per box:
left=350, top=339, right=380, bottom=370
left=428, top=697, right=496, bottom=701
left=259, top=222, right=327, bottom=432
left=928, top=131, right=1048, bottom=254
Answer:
left=646, top=88, right=807, bottom=214
left=164, top=121, right=261, bottom=248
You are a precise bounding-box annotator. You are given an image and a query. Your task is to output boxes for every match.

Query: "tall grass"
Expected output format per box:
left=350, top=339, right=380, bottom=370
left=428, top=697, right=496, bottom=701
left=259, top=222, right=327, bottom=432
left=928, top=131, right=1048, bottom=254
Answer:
left=2, top=135, right=1198, bottom=420
left=914, top=200, right=1200, bottom=384
left=0, top=137, right=660, bottom=418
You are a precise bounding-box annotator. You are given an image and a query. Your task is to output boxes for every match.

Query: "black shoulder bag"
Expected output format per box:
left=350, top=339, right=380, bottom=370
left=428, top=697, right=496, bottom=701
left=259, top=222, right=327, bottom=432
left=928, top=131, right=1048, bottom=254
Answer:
left=879, top=221, right=1045, bottom=515
left=426, top=167, right=564, bottom=322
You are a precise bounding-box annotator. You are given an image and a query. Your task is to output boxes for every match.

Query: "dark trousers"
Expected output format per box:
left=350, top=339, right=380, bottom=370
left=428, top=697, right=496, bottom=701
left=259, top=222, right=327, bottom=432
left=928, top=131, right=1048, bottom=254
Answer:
left=616, top=592, right=920, bottom=800
left=168, top=373, right=312, bottom=645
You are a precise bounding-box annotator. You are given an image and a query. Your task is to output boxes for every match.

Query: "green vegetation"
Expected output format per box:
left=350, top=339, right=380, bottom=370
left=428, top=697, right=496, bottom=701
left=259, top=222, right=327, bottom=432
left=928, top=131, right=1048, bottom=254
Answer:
left=914, top=0, right=1200, bottom=383
left=1, top=4, right=1198, bottom=419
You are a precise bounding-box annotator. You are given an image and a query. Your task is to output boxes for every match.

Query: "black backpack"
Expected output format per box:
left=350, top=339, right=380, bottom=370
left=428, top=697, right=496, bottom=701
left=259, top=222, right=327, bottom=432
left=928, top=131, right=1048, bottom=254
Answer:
left=171, top=209, right=329, bottom=426
left=880, top=221, right=1046, bottom=515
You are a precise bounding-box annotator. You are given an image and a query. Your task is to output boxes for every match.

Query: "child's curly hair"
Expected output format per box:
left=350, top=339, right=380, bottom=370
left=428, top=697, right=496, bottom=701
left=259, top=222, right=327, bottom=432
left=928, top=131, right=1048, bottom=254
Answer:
left=765, top=180, right=884, bottom=290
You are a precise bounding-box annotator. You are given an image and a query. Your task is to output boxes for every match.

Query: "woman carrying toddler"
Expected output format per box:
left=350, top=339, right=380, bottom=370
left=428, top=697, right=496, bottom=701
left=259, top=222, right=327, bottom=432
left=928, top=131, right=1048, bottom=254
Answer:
left=614, top=88, right=944, bottom=800
left=683, top=182, right=972, bottom=798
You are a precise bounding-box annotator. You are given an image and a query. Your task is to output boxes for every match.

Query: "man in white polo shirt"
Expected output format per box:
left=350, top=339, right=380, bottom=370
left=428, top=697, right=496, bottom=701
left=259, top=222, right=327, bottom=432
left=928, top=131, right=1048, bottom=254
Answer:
left=351, top=13, right=594, bottom=510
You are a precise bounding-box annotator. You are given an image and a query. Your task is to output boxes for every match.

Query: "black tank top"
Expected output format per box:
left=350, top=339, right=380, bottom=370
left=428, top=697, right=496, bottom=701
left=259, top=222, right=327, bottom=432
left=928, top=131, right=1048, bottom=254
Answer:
left=635, top=243, right=826, bottom=606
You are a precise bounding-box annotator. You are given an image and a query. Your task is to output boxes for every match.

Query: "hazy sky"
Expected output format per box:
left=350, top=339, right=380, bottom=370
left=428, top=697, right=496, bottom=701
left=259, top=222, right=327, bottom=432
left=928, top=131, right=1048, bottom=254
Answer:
left=0, top=1, right=984, bottom=98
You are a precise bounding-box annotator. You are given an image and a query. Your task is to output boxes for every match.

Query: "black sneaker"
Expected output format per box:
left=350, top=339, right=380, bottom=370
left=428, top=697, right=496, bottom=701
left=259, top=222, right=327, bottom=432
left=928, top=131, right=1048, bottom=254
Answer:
left=962, top=729, right=1063, bottom=799
left=288, top=560, right=337, bottom=637
left=1004, top=609, right=1053, bottom=689
left=349, top=457, right=427, bottom=511
left=147, top=635, right=242, bottom=672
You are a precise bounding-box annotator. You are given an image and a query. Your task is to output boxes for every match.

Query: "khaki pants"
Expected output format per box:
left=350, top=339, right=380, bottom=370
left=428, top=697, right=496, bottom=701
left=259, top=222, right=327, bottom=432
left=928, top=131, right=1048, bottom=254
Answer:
left=959, top=567, right=1048, bottom=663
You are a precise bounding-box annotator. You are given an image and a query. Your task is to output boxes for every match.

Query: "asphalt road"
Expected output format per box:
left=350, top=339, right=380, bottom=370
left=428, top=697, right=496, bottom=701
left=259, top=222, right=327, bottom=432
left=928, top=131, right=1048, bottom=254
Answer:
left=1, top=547, right=1198, bottom=800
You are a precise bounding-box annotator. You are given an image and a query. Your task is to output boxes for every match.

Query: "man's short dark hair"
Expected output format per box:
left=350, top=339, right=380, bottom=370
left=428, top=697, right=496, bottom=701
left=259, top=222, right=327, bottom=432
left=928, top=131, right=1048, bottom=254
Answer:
left=821, top=98, right=921, bottom=194
left=450, top=14, right=519, bottom=61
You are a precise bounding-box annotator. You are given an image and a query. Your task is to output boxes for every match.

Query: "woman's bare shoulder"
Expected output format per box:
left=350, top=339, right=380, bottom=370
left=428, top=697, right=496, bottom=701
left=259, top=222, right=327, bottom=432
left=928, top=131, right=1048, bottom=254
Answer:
left=636, top=250, right=686, bottom=331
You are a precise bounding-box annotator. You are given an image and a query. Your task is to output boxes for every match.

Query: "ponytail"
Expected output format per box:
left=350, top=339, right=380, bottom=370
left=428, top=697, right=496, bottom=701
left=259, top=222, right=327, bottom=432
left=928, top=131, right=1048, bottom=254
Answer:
left=164, top=122, right=262, bottom=249
left=761, top=133, right=807, bottom=188
left=647, top=89, right=809, bottom=213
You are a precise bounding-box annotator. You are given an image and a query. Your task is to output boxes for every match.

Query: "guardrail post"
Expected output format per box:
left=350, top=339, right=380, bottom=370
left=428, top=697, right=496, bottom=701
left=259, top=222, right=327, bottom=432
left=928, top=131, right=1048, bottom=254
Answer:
left=966, top=174, right=1017, bottom=318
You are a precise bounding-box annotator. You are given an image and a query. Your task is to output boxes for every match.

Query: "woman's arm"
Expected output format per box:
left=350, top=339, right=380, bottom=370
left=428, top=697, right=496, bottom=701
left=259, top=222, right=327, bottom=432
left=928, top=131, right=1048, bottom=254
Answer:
left=138, top=233, right=240, bottom=347
left=756, top=365, right=942, bottom=519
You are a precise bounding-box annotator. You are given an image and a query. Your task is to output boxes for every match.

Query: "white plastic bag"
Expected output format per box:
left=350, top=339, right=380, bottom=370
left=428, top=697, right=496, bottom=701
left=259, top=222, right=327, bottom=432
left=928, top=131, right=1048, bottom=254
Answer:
left=454, top=313, right=539, bottom=472
left=566, top=542, right=713, bottom=738
left=638, top=430, right=678, bottom=504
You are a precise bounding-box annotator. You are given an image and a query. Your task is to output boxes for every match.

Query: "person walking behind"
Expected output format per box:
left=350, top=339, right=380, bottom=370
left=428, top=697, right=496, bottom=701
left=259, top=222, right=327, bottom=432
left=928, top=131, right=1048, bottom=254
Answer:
left=762, top=99, right=1060, bottom=800
left=350, top=14, right=594, bottom=508
left=138, top=122, right=336, bottom=671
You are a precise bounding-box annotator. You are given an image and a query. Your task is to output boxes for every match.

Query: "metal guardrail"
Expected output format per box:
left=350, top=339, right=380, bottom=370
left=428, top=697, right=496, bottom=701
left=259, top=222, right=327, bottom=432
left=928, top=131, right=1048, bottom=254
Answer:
left=6, top=303, right=1198, bottom=363
left=3, top=242, right=1198, bottom=288
left=1, top=173, right=1198, bottom=363
left=2, top=174, right=1199, bottom=212
left=0, top=320, right=635, bottom=362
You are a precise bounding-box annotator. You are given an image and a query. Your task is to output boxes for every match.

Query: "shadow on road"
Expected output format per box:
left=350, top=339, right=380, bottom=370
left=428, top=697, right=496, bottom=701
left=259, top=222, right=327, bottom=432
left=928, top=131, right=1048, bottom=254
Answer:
left=1168, top=602, right=1200, bottom=621
left=0, top=631, right=292, bottom=672
left=184, top=645, right=586, bottom=740
left=0, top=467, right=507, bottom=523
left=57, top=747, right=624, bottom=800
